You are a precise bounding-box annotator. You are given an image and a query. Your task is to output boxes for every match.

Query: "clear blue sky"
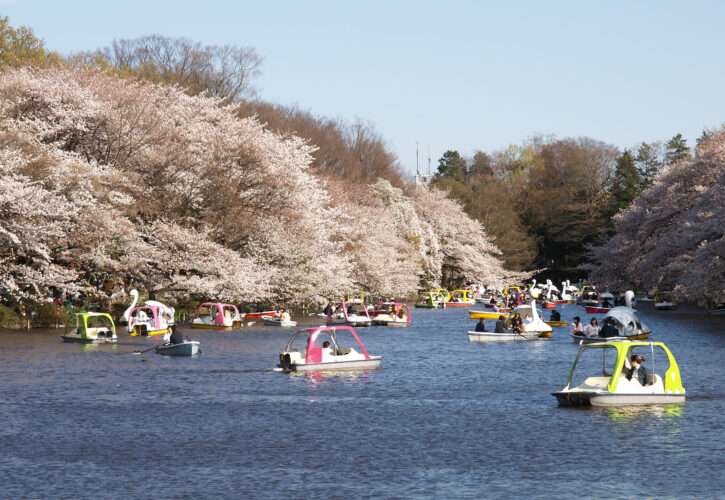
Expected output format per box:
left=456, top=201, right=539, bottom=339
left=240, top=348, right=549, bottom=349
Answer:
left=5, top=0, right=724, bottom=175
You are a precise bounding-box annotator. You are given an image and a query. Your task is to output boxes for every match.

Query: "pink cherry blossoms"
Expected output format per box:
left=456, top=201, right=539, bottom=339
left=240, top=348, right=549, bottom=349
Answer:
left=0, top=67, right=518, bottom=306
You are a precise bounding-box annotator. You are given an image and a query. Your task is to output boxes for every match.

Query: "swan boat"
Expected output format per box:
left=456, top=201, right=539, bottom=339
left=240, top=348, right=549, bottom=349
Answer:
left=580, top=289, right=600, bottom=307
left=155, top=341, right=200, bottom=356
left=123, top=289, right=175, bottom=336
left=277, top=326, right=382, bottom=372
left=571, top=304, right=652, bottom=344
left=190, top=302, right=243, bottom=329
left=552, top=341, right=685, bottom=407
left=326, top=300, right=372, bottom=327
left=368, top=302, right=411, bottom=326
left=61, top=312, right=117, bottom=343
left=470, top=301, right=551, bottom=338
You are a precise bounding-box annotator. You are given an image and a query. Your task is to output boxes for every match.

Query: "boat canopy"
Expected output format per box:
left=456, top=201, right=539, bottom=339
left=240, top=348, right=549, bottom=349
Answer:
left=191, top=302, right=241, bottom=325
left=129, top=305, right=161, bottom=329
left=604, top=306, right=648, bottom=336
left=285, top=326, right=372, bottom=364
left=564, top=341, right=684, bottom=395
left=75, top=312, right=115, bottom=331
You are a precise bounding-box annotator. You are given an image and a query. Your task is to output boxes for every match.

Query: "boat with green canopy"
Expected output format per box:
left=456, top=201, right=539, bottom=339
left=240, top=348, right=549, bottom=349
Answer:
left=552, top=341, right=685, bottom=407
left=61, top=312, right=118, bottom=343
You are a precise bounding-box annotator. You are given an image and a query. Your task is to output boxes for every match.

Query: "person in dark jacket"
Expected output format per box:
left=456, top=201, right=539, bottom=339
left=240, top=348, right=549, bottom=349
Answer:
left=550, top=309, right=561, bottom=322
left=494, top=315, right=506, bottom=333
left=475, top=319, right=486, bottom=332
left=169, top=325, right=185, bottom=345
left=627, top=355, right=650, bottom=386
left=599, top=318, right=618, bottom=337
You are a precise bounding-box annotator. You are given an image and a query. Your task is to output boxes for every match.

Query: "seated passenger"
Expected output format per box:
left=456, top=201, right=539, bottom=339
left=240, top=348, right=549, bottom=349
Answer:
left=550, top=309, right=561, bottom=322
left=599, top=318, right=618, bottom=337
left=475, top=318, right=486, bottom=332
left=494, top=315, right=506, bottom=333
left=322, top=341, right=334, bottom=355
left=627, top=355, right=650, bottom=386
left=584, top=318, right=600, bottom=337
left=281, top=309, right=291, bottom=322
left=169, top=325, right=185, bottom=345
left=570, top=316, right=583, bottom=335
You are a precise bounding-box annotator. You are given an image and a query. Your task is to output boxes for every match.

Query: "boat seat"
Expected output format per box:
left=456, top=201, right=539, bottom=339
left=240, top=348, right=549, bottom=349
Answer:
left=336, top=348, right=352, bottom=356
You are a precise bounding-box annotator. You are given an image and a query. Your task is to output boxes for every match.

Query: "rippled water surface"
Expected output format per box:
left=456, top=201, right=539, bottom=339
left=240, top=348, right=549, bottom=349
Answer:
left=1, top=304, right=724, bottom=498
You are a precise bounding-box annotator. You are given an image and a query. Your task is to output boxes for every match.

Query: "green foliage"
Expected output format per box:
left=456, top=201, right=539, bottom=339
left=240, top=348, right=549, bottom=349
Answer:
left=665, top=133, right=690, bottom=165
left=634, top=141, right=663, bottom=189
left=436, top=150, right=467, bottom=182
left=0, top=16, right=61, bottom=68
left=609, top=149, right=642, bottom=217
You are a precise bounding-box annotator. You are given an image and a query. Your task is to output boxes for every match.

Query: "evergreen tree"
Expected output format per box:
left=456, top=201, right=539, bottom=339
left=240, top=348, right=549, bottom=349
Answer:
left=436, top=150, right=467, bottom=183
left=609, top=149, right=642, bottom=216
left=634, top=141, right=663, bottom=189
left=664, top=133, right=690, bottom=165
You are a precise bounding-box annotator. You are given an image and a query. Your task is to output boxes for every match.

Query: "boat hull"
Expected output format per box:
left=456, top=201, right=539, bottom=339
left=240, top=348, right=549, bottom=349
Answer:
left=445, top=302, right=475, bottom=307
left=545, top=320, right=568, bottom=327
left=155, top=341, right=200, bottom=356
left=244, top=311, right=277, bottom=319
left=61, top=335, right=117, bottom=344
left=287, top=357, right=382, bottom=372
left=130, top=326, right=168, bottom=337
left=654, top=304, right=677, bottom=311
left=553, top=390, right=685, bottom=407
left=467, top=330, right=538, bottom=342
left=570, top=333, right=649, bottom=344
left=468, top=310, right=507, bottom=320
left=190, top=323, right=239, bottom=330
left=538, top=331, right=552, bottom=338
left=263, top=317, right=297, bottom=327
left=585, top=307, right=611, bottom=314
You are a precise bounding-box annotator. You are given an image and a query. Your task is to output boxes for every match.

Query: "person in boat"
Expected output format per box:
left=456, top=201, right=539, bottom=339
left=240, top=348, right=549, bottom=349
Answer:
left=584, top=318, right=600, bottom=337
left=397, top=307, right=406, bottom=320
left=475, top=318, right=487, bottom=332
left=602, top=298, right=612, bottom=308
left=322, top=341, right=333, bottom=355
left=168, top=325, right=185, bottom=345
left=570, top=316, right=583, bottom=335
left=324, top=302, right=333, bottom=315
left=627, top=355, right=650, bottom=386
left=494, top=315, right=506, bottom=333
left=511, top=314, right=524, bottom=333
left=599, top=317, right=617, bottom=337
left=281, top=308, right=291, bottom=322
left=550, top=309, right=561, bottom=322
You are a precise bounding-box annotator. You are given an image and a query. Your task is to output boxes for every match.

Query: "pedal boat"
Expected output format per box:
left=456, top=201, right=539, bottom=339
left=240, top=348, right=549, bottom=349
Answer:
left=470, top=301, right=551, bottom=338
left=155, top=341, right=200, bottom=356
left=369, top=302, right=411, bottom=326
left=654, top=291, right=678, bottom=311
left=190, top=302, right=243, bottom=329
left=263, top=316, right=297, bottom=327
left=326, top=300, right=372, bottom=327
left=277, top=326, right=382, bottom=372
left=571, top=306, right=652, bottom=344
left=61, top=312, right=118, bottom=343
left=581, top=289, right=600, bottom=307
left=552, top=341, right=685, bottom=407
left=445, top=289, right=476, bottom=307
left=415, top=290, right=448, bottom=309
left=127, top=305, right=173, bottom=336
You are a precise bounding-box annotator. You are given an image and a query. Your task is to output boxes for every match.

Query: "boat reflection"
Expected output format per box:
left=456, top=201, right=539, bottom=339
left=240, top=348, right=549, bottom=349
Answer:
left=290, top=369, right=376, bottom=385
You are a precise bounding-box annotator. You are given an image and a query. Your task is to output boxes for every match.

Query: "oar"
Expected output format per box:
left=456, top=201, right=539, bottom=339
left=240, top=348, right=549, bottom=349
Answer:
left=133, top=343, right=165, bottom=354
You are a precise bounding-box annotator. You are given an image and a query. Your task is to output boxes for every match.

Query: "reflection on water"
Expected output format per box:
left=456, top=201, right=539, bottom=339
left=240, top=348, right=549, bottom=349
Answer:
left=0, top=305, right=724, bottom=498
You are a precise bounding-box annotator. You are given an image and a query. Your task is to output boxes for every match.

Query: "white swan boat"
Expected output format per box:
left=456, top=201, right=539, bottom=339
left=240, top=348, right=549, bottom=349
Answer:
left=123, top=289, right=175, bottom=336
left=277, top=326, right=381, bottom=372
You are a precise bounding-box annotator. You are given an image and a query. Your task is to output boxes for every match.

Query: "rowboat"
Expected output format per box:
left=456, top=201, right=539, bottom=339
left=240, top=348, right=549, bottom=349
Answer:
left=155, top=341, right=200, bottom=356
left=545, top=320, right=568, bottom=327
left=585, top=306, right=611, bottom=314
left=467, top=330, right=539, bottom=342
left=245, top=310, right=277, bottom=319
left=277, top=326, right=381, bottom=372
left=263, top=316, right=297, bottom=327
left=552, top=341, right=685, bottom=407
left=468, top=310, right=507, bottom=320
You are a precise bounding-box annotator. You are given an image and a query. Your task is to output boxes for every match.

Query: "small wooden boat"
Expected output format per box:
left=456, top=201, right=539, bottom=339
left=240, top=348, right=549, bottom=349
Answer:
left=263, top=316, right=297, bottom=327
left=542, top=301, right=556, bottom=309
left=467, top=330, right=539, bottom=342
left=61, top=312, right=118, bottom=343
left=155, top=341, right=200, bottom=356
left=552, top=341, right=686, bottom=407
left=468, top=310, right=507, bottom=320
left=277, top=326, right=381, bottom=372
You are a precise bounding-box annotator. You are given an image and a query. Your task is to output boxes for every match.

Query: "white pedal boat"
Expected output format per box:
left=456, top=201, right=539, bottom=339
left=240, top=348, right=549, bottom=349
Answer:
left=277, top=326, right=381, bottom=372
left=552, top=341, right=685, bottom=407
left=155, top=341, right=200, bottom=356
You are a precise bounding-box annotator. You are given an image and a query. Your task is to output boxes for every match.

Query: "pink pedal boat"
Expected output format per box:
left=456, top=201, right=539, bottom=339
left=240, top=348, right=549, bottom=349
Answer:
left=277, top=326, right=382, bottom=372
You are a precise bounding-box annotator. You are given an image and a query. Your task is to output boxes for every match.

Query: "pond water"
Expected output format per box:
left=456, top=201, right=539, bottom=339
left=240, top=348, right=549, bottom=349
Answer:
left=1, top=303, right=724, bottom=498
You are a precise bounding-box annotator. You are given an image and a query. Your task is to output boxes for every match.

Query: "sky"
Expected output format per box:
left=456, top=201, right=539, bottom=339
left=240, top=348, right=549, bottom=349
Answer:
left=4, top=0, right=724, bottom=175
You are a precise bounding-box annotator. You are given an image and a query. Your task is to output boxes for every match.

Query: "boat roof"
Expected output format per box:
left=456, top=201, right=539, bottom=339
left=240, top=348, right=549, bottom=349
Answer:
left=77, top=311, right=113, bottom=318
left=198, top=302, right=237, bottom=307
left=604, top=306, right=640, bottom=325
